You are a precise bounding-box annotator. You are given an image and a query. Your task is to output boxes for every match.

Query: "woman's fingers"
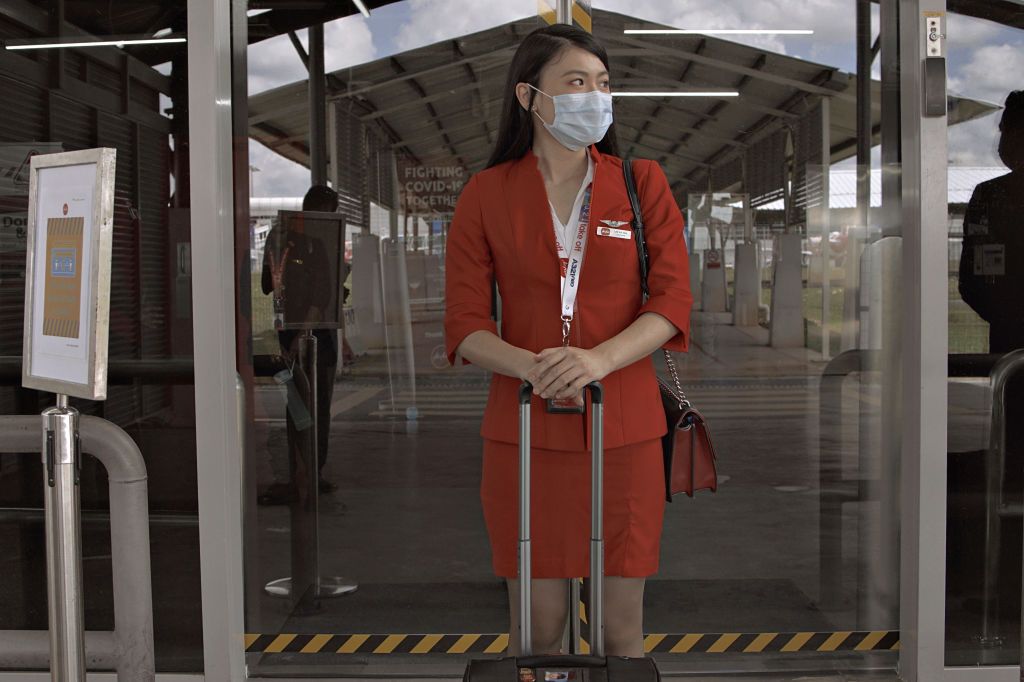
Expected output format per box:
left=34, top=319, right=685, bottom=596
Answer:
left=534, top=357, right=577, bottom=398
left=527, top=347, right=607, bottom=399
left=526, top=348, right=570, bottom=389
left=551, top=366, right=589, bottom=399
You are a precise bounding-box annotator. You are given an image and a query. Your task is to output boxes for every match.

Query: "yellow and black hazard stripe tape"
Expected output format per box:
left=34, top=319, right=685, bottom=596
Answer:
left=244, top=631, right=899, bottom=655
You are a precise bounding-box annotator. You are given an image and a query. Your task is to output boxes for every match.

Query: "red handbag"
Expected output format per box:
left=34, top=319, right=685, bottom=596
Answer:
left=656, top=352, right=719, bottom=501
left=623, top=160, right=719, bottom=502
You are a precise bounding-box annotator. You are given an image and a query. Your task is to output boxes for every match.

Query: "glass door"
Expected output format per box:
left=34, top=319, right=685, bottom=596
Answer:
left=593, top=0, right=907, bottom=676
left=221, top=0, right=952, bottom=677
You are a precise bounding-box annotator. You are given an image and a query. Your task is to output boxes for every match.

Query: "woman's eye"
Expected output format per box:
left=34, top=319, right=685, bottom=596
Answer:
left=571, top=78, right=584, bottom=86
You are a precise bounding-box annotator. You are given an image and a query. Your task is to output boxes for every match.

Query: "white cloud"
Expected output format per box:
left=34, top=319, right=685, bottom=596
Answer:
left=947, top=43, right=1024, bottom=107
left=949, top=115, right=1006, bottom=167
left=248, top=34, right=306, bottom=95
left=392, top=0, right=535, bottom=53
left=325, top=16, right=378, bottom=72
left=248, top=139, right=310, bottom=198
left=947, top=12, right=1007, bottom=47
left=247, top=15, right=377, bottom=95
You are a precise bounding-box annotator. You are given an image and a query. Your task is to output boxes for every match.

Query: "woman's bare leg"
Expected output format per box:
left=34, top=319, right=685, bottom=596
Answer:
left=505, top=577, right=570, bottom=656
left=582, top=576, right=646, bottom=657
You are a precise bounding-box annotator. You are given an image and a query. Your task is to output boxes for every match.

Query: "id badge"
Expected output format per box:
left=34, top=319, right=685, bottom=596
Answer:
left=546, top=396, right=585, bottom=414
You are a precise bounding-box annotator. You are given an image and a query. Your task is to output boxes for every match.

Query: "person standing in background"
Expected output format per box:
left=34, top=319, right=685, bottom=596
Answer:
left=958, top=91, right=1024, bottom=502
left=259, top=184, right=342, bottom=504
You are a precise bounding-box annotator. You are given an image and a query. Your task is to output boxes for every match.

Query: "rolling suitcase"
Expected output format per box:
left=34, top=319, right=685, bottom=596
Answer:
left=463, top=381, right=662, bottom=682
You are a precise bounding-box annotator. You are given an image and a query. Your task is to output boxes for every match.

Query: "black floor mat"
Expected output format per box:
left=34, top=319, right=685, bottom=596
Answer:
left=270, top=578, right=833, bottom=634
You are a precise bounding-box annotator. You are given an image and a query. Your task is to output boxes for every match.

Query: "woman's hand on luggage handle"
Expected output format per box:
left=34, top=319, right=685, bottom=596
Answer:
left=521, top=312, right=681, bottom=402
left=525, top=347, right=612, bottom=402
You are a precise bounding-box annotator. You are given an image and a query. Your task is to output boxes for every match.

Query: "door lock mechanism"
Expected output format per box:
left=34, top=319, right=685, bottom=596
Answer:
left=923, top=12, right=947, bottom=117
left=925, top=14, right=946, bottom=57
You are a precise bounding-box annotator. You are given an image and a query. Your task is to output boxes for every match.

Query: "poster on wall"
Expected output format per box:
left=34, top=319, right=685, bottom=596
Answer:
left=22, top=148, right=116, bottom=400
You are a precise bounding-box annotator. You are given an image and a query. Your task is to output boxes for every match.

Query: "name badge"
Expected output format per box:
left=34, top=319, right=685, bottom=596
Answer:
left=596, top=225, right=631, bottom=240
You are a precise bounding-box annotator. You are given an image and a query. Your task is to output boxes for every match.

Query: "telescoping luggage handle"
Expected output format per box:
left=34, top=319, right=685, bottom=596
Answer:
left=517, top=381, right=605, bottom=659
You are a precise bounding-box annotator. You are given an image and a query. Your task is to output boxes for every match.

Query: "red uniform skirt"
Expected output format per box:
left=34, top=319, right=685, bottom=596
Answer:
left=480, top=437, right=666, bottom=579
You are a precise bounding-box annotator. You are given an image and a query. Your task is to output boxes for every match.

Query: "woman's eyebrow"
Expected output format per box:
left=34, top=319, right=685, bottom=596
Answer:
left=560, top=69, right=609, bottom=78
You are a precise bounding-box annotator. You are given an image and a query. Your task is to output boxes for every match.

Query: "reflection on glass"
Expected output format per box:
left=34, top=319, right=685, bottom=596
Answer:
left=240, top=0, right=913, bottom=675
left=258, top=188, right=345, bottom=502
left=946, top=76, right=1024, bottom=663
left=0, top=0, right=201, bottom=672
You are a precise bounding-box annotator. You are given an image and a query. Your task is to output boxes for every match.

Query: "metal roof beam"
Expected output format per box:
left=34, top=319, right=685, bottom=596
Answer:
left=252, top=121, right=310, bottom=158
left=358, top=79, right=485, bottom=121
left=389, top=56, right=466, bottom=169
left=0, top=0, right=172, bottom=93
left=632, top=38, right=705, bottom=150
left=671, top=53, right=768, bottom=156
left=249, top=60, right=500, bottom=126
left=330, top=45, right=517, bottom=101
left=611, top=62, right=799, bottom=122
left=614, top=135, right=713, bottom=170
left=453, top=39, right=493, bottom=150
left=247, top=1, right=407, bottom=44
left=287, top=30, right=310, bottom=70
left=613, top=113, right=747, bottom=149
left=390, top=94, right=505, bottom=141
left=390, top=116, right=497, bottom=150
left=682, top=67, right=840, bottom=186
left=606, top=33, right=850, bottom=101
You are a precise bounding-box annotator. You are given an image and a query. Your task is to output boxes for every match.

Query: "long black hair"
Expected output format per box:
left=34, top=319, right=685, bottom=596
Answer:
left=485, top=24, right=620, bottom=169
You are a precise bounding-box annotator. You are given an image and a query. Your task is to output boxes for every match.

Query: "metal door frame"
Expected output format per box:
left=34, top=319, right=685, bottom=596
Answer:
left=187, top=0, right=247, bottom=679
left=897, top=0, right=1018, bottom=679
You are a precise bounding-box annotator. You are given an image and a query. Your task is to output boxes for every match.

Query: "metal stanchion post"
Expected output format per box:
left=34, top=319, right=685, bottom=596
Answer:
left=42, top=394, right=86, bottom=681
left=291, top=330, right=319, bottom=610
left=265, top=330, right=356, bottom=609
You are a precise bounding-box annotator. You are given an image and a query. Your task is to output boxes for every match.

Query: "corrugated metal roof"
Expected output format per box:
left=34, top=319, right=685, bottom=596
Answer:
left=248, top=7, right=1002, bottom=204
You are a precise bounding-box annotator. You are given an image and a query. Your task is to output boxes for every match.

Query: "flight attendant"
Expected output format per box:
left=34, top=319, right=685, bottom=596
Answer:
left=444, top=23, right=693, bottom=657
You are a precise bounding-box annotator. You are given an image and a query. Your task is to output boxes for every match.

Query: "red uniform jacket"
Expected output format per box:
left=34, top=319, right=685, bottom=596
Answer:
left=444, top=145, right=693, bottom=451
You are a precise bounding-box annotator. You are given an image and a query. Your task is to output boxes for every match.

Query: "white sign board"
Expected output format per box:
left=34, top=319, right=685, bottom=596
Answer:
left=22, top=148, right=116, bottom=400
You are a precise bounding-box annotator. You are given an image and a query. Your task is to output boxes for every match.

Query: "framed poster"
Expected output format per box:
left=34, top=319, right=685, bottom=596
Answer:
left=263, top=210, right=346, bottom=330
left=22, top=148, right=116, bottom=400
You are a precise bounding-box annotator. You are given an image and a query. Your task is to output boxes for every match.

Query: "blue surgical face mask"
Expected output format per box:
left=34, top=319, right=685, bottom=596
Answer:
left=528, top=83, right=614, bottom=152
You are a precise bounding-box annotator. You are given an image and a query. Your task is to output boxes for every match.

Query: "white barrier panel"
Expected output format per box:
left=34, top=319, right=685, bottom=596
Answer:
left=732, top=242, right=760, bottom=326
left=688, top=252, right=702, bottom=311
left=701, top=248, right=728, bottom=313
left=769, top=233, right=804, bottom=348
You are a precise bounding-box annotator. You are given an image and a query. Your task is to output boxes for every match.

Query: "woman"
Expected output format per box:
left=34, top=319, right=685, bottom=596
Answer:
left=444, top=23, right=693, bottom=657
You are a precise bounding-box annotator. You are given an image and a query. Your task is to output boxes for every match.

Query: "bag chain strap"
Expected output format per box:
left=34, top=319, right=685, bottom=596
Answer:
left=662, top=349, right=690, bottom=408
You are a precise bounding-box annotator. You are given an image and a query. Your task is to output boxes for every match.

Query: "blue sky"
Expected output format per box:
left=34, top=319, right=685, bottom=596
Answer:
left=246, top=0, right=1022, bottom=197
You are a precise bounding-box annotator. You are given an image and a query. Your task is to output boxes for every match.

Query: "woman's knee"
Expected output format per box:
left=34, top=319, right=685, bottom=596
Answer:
left=507, top=578, right=569, bottom=653
left=603, top=615, right=643, bottom=652
left=586, top=577, right=645, bottom=652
